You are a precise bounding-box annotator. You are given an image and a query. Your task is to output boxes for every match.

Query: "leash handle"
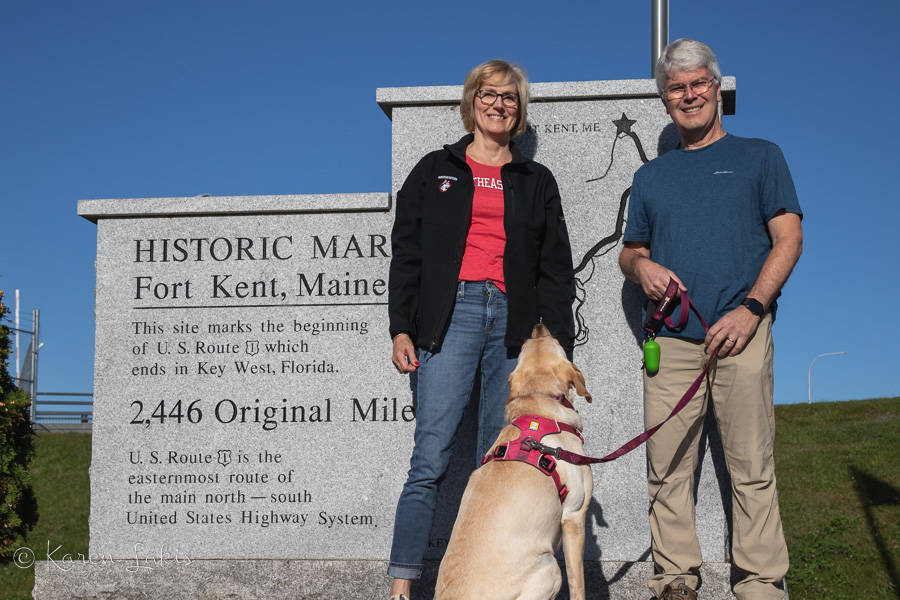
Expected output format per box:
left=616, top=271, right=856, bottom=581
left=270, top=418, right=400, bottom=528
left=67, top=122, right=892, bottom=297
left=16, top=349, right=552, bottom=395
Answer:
left=643, top=278, right=680, bottom=337
left=664, top=290, right=710, bottom=333
left=644, top=277, right=710, bottom=335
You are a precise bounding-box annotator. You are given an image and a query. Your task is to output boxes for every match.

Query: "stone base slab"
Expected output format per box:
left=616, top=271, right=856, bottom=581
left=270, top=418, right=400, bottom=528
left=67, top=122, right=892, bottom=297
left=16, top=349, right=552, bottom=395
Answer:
left=32, top=559, right=758, bottom=599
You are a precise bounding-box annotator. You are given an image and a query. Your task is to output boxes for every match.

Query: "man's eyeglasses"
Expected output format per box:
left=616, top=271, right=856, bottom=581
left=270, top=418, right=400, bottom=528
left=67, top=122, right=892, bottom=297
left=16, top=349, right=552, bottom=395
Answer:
left=476, top=89, right=519, bottom=108
left=664, top=78, right=715, bottom=100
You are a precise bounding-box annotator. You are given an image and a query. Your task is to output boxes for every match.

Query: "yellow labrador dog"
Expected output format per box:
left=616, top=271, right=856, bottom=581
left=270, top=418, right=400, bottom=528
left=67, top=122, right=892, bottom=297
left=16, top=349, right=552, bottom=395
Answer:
left=436, top=324, right=593, bottom=600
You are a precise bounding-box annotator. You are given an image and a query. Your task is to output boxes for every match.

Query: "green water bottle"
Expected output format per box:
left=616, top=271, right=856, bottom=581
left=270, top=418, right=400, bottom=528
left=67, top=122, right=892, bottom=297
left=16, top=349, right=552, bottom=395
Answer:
left=643, top=338, right=660, bottom=373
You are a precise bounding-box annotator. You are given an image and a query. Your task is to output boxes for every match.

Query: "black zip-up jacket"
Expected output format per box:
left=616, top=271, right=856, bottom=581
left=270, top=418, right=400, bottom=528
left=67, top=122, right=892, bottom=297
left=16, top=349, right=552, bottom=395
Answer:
left=388, top=134, right=575, bottom=353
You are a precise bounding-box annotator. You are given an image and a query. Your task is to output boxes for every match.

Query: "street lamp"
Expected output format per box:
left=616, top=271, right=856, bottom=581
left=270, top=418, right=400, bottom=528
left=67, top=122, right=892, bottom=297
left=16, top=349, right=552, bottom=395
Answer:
left=808, top=351, right=849, bottom=404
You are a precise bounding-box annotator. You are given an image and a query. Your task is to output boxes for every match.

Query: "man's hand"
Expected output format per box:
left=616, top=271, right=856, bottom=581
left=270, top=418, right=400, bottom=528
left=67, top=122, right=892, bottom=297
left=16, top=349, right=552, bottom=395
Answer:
left=619, top=242, right=686, bottom=301
left=704, top=306, right=760, bottom=357
left=391, top=334, right=419, bottom=374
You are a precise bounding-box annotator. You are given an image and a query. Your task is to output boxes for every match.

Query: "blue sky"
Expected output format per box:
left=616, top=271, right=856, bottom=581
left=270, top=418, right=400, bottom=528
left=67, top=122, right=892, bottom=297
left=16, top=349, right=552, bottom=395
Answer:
left=2, top=1, right=898, bottom=405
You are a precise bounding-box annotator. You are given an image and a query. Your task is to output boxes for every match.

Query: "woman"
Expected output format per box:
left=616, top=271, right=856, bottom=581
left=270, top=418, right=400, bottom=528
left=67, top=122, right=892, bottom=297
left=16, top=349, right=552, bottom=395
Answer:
left=387, top=59, right=575, bottom=600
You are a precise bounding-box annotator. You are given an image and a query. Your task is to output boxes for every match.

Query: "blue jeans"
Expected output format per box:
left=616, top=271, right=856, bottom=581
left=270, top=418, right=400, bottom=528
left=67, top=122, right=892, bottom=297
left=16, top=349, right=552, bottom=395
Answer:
left=388, top=280, right=519, bottom=579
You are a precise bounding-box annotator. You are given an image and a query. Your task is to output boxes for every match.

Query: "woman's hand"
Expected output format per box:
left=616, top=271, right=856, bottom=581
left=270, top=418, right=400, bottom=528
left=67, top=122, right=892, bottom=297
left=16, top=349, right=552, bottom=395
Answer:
left=391, top=334, right=419, bottom=374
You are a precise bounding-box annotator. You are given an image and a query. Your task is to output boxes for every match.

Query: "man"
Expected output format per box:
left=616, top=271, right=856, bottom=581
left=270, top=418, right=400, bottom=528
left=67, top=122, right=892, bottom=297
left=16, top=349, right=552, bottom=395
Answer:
left=619, top=39, right=803, bottom=600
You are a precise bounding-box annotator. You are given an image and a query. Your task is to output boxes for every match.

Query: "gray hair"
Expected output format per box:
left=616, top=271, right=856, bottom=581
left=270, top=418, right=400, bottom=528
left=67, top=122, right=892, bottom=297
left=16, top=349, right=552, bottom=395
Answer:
left=654, top=39, right=722, bottom=96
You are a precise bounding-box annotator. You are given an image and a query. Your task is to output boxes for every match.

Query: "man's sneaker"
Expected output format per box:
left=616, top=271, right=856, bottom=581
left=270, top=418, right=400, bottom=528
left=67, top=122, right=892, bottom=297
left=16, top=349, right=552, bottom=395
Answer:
left=659, top=578, right=697, bottom=600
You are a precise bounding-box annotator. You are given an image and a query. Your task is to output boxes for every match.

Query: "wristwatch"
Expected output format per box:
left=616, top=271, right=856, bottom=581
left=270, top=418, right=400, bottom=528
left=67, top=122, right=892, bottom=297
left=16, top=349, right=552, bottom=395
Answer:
left=741, top=297, right=765, bottom=316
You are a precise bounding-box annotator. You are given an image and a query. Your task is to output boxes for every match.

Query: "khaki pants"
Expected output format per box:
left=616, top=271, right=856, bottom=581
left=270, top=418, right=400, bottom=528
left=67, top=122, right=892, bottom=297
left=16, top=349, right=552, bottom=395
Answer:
left=644, top=313, right=789, bottom=600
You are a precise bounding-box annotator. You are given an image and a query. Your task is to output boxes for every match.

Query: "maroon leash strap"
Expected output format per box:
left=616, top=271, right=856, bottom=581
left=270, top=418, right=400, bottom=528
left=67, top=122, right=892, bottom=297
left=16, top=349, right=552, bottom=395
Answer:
left=644, top=278, right=679, bottom=336
left=556, top=353, right=716, bottom=464
left=559, top=279, right=719, bottom=465
left=645, top=278, right=710, bottom=335
left=664, top=285, right=710, bottom=332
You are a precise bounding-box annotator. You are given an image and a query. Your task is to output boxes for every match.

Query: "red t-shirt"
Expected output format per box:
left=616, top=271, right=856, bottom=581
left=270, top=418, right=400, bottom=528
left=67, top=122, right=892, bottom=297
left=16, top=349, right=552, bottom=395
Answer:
left=459, top=156, right=506, bottom=292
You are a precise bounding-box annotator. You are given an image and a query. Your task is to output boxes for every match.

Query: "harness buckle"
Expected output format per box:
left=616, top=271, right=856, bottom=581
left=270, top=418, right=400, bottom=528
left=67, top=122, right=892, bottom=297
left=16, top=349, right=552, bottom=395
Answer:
left=522, top=436, right=561, bottom=459
left=538, top=454, right=556, bottom=474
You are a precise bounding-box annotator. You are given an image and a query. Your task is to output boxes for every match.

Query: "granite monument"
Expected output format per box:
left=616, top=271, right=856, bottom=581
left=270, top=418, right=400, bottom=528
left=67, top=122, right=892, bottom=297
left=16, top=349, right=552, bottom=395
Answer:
left=33, top=77, right=742, bottom=599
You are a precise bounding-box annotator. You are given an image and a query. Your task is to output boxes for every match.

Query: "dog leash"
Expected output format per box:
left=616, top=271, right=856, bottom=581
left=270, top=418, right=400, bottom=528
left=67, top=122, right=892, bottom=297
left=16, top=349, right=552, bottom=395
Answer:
left=552, top=279, right=720, bottom=465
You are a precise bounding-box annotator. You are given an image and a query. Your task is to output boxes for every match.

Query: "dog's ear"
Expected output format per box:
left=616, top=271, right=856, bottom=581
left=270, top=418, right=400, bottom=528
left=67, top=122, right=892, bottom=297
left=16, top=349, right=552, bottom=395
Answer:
left=567, top=363, right=592, bottom=403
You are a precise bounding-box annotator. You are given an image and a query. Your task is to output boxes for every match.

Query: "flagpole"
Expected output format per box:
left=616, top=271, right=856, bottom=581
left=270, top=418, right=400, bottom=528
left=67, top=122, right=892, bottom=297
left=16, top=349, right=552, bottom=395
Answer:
left=651, top=0, right=669, bottom=76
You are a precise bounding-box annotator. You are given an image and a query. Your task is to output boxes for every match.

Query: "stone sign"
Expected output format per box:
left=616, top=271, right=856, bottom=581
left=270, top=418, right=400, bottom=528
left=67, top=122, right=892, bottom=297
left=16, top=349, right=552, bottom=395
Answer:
left=34, top=78, right=742, bottom=599
left=84, top=194, right=411, bottom=560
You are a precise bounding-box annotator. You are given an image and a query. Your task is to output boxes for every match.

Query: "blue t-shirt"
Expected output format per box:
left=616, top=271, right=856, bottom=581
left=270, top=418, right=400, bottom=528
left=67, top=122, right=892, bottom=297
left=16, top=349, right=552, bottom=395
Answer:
left=623, top=134, right=803, bottom=340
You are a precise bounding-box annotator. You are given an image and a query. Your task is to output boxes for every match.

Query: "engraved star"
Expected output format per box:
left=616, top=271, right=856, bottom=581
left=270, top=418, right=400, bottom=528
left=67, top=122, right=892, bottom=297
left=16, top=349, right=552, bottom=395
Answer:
left=613, top=113, right=637, bottom=136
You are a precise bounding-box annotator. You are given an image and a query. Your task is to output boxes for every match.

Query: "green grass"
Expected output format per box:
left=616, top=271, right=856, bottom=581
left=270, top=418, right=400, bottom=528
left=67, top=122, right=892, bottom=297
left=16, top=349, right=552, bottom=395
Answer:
left=775, top=397, right=899, bottom=599
left=775, top=398, right=900, bottom=600
left=1, top=399, right=897, bottom=599
left=0, top=433, right=90, bottom=600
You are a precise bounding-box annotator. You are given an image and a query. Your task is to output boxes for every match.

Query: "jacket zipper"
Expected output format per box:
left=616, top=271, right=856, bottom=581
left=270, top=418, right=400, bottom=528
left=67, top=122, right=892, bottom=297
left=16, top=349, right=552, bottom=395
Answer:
left=502, top=169, right=515, bottom=346
left=503, top=166, right=517, bottom=223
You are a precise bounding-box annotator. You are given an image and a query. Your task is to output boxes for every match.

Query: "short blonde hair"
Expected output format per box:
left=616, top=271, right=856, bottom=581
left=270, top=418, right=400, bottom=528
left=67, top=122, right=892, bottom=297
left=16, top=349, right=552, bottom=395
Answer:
left=460, top=59, right=530, bottom=138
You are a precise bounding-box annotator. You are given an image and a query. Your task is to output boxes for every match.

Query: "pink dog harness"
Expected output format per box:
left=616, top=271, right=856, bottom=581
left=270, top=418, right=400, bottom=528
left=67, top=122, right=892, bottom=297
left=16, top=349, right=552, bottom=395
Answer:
left=481, top=413, right=583, bottom=503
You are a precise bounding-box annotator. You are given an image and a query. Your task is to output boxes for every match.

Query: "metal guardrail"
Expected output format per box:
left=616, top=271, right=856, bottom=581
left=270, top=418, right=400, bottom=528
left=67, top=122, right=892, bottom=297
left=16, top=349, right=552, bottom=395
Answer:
left=34, top=393, right=93, bottom=425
